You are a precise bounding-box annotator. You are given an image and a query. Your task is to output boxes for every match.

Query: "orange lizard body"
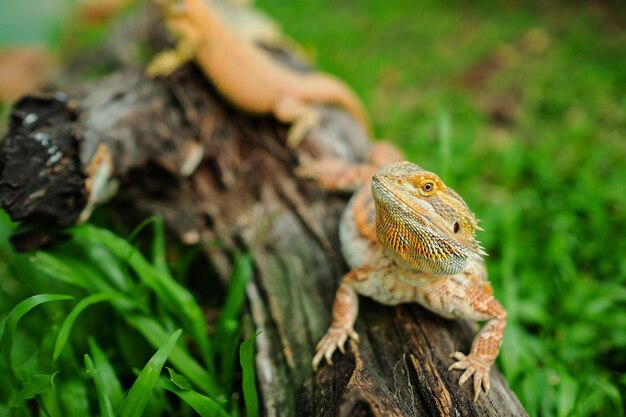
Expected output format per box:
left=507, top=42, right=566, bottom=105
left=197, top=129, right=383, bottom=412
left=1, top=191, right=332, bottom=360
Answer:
left=298, top=144, right=507, bottom=401
left=147, top=0, right=370, bottom=146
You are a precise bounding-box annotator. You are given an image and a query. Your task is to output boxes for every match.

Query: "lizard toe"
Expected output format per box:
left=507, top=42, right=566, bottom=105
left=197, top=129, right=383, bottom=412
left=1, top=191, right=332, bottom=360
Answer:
left=324, top=346, right=335, bottom=365
left=146, top=52, right=179, bottom=78
left=348, top=328, right=360, bottom=343
left=483, top=370, right=491, bottom=394
left=458, top=366, right=476, bottom=387
left=312, top=336, right=335, bottom=370
left=449, top=351, right=469, bottom=362
left=473, top=371, right=482, bottom=402
left=312, top=344, right=329, bottom=370
left=447, top=353, right=470, bottom=371
left=286, top=110, right=320, bottom=148
left=312, top=326, right=358, bottom=371
left=337, top=334, right=347, bottom=353
left=448, top=352, right=491, bottom=402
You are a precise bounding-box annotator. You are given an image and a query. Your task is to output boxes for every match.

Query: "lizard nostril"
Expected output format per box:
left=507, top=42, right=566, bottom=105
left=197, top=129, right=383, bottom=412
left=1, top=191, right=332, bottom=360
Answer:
left=453, top=222, right=460, bottom=233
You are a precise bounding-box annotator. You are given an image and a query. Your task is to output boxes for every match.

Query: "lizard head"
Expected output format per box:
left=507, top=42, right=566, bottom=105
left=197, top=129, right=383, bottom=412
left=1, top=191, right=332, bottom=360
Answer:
left=371, top=161, right=486, bottom=275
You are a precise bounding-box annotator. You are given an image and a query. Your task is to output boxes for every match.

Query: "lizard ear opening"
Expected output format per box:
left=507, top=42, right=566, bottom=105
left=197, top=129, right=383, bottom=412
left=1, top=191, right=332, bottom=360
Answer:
left=453, top=222, right=460, bottom=233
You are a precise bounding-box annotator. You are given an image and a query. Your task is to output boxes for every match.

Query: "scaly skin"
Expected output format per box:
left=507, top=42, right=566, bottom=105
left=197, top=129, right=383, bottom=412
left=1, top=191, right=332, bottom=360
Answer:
left=298, top=145, right=507, bottom=402
left=147, top=0, right=370, bottom=146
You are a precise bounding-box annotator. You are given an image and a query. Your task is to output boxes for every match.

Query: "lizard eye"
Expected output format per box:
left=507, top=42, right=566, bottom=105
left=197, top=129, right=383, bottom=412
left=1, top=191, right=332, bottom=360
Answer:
left=420, top=181, right=436, bottom=195
left=396, top=179, right=404, bottom=186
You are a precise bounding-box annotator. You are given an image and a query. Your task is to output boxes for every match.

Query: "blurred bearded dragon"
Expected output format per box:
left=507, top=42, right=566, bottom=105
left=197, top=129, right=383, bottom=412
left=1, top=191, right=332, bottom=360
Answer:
left=297, top=145, right=507, bottom=401
left=146, top=0, right=370, bottom=147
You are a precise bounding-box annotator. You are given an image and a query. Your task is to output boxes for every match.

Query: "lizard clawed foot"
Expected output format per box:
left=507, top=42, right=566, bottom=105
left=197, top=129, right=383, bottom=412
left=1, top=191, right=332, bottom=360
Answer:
left=312, top=326, right=359, bottom=370
left=146, top=51, right=183, bottom=78
left=286, top=110, right=320, bottom=148
left=448, top=351, right=491, bottom=402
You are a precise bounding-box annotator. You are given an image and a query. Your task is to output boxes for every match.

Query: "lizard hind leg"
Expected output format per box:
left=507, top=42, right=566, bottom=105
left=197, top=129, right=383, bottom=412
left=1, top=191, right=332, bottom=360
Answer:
left=273, top=96, right=320, bottom=148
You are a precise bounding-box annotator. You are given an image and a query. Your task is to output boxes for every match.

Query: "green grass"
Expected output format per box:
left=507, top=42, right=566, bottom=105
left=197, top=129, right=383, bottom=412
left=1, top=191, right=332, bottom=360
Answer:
left=255, top=0, right=626, bottom=415
left=2, top=0, right=626, bottom=416
left=0, top=213, right=257, bottom=416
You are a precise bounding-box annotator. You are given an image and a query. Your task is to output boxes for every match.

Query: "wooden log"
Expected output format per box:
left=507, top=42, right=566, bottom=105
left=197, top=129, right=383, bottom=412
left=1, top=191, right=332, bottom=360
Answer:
left=0, top=65, right=527, bottom=416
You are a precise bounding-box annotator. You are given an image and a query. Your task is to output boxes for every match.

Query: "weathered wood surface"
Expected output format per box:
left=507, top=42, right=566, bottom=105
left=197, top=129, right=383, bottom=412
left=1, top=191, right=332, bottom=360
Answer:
left=0, top=66, right=526, bottom=416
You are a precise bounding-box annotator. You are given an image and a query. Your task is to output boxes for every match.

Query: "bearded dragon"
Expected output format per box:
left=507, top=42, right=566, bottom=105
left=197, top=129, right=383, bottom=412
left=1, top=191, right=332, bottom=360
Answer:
left=298, top=145, right=507, bottom=401
left=146, top=0, right=370, bottom=147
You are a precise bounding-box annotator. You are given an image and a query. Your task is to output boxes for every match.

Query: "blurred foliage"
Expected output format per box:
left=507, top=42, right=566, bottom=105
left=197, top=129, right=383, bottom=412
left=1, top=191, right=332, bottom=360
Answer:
left=1, top=0, right=626, bottom=416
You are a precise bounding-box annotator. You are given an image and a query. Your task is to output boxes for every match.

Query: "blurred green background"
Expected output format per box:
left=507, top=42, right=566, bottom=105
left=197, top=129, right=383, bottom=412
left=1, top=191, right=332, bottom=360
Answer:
left=0, top=0, right=68, bottom=44
left=1, top=0, right=625, bottom=416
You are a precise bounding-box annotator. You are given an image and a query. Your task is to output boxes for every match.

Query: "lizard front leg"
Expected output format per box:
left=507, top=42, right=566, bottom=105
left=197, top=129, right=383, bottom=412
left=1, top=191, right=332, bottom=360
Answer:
left=312, top=268, right=363, bottom=370
left=448, top=309, right=506, bottom=401
left=416, top=272, right=507, bottom=401
left=312, top=261, right=420, bottom=370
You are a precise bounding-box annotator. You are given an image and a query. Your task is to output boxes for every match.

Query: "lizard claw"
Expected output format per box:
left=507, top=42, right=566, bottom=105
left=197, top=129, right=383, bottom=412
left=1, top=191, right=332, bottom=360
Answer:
left=312, top=326, right=359, bottom=371
left=448, top=351, right=491, bottom=402
left=146, top=51, right=181, bottom=78
left=286, top=110, right=320, bottom=148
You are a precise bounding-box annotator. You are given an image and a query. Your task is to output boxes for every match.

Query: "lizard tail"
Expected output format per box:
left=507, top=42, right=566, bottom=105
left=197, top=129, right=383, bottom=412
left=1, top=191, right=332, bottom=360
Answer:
left=302, top=73, right=372, bottom=136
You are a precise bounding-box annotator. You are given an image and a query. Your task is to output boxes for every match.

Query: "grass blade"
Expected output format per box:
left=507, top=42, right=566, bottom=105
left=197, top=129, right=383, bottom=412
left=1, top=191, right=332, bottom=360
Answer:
left=125, top=315, right=223, bottom=399
left=13, top=372, right=59, bottom=403
left=84, top=355, right=116, bottom=417
left=216, top=252, right=252, bottom=391
left=87, top=338, right=124, bottom=411
left=216, top=320, right=239, bottom=394
left=32, top=251, right=114, bottom=292
left=157, top=378, right=230, bottom=417
left=240, top=332, right=260, bottom=417
left=1, top=294, right=73, bottom=385
left=151, top=215, right=170, bottom=278
left=80, top=243, right=134, bottom=292
left=118, top=328, right=182, bottom=417
left=217, top=252, right=252, bottom=333
left=166, top=367, right=192, bottom=390
left=30, top=252, right=92, bottom=290
left=123, top=215, right=170, bottom=278
left=53, top=292, right=123, bottom=361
